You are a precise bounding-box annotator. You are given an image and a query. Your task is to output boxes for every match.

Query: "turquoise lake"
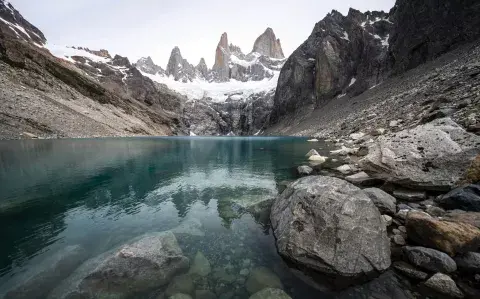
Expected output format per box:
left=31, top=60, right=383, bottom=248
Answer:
left=0, top=137, right=350, bottom=299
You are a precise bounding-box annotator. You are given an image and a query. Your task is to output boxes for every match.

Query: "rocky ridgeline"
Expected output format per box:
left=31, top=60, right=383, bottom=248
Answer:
left=280, top=117, right=480, bottom=297
left=0, top=0, right=46, bottom=45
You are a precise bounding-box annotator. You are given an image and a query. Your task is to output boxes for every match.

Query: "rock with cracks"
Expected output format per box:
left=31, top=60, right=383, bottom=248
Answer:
left=270, top=176, right=390, bottom=289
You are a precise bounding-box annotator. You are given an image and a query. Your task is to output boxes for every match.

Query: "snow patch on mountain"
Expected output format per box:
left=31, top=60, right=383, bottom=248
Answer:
left=46, top=44, right=111, bottom=63
left=142, top=70, right=280, bottom=103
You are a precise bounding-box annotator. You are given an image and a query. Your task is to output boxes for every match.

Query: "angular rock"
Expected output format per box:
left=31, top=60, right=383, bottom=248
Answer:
left=212, top=33, right=230, bottom=82
left=359, top=118, right=480, bottom=191
left=393, top=235, right=406, bottom=246
left=252, top=28, right=285, bottom=59
left=297, top=165, right=313, bottom=176
left=363, top=188, right=397, bottom=215
left=271, top=176, right=390, bottom=287
left=171, top=218, right=205, bottom=237
left=393, top=261, right=428, bottom=280
left=426, top=206, right=446, bottom=217
left=423, top=273, right=464, bottom=299
left=188, top=251, right=211, bottom=277
left=249, top=288, right=291, bottom=299
left=308, top=155, right=327, bottom=163
left=169, top=294, right=192, bottom=299
left=454, top=252, right=480, bottom=274
left=382, top=215, right=393, bottom=226
left=166, top=47, right=196, bottom=82
left=435, top=184, right=480, bottom=212
left=48, top=232, right=189, bottom=299
left=4, top=245, right=87, bottom=299
left=406, top=211, right=480, bottom=256
left=403, top=246, right=457, bottom=273
left=336, top=164, right=356, bottom=175
left=393, top=190, right=427, bottom=202
left=245, top=267, right=283, bottom=294
left=345, top=171, right=381, bottom=186
left=305, top=149, right=320, bottom=157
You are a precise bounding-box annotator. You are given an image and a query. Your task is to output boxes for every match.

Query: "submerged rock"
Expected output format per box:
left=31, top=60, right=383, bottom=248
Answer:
left=435, top=184, right=480, bottom=212
left=406, top=211, right=480, bottom=256
left=270, top=176, right=390, bottom=288
left=4, top=245, right=87, bottom=299
left=359, top=118, right=480, bottom=191
left=403, top=246, right=457, bottom=273
left=249, top=288, right=291, bottom=299
left=188, top=251, right=211, bottom=277
left=165, top=275, right=194, bottom=297
left=171, top=218, right=205, bottom=237
left=246, top=267, right=283, bottom=294
left=48, top=231, right=189, bottom=299
left=195, top=290, right=217, bottom=299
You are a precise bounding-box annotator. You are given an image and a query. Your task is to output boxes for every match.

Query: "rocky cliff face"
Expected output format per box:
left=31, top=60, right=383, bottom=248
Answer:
left=135, top=56, right=165, bottom=76
left=252, top=27, right=284, bottom=59
left=270, top=9, right=392, bottom=126
left=212, top=32, right=231, bottom=82
left=165, top=46, right=196, bottom=82
left=0, top=0, right=46, bottom=45
left=270, top=0, right=480, bottom=129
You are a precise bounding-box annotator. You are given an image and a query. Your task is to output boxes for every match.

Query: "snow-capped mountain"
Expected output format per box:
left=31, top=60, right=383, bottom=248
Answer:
left=0, top=0, right=46, bottom=46
left=135, top=28, right=286, bottom=103
left=133, top=28, right=287, bottom=136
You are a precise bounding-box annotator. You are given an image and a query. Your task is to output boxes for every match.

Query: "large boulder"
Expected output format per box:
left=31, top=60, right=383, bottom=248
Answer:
left=48, top=231, right=189, bottom=299
left=406, top=211, right=480, bottom=256
left=403, top=246, right=457, bottom=273
left=454, top=252, right=480, bottom=274
left=435, top=184, right=480, bottom=212
left=4, top=245, right=87, bottom=299
left=270, top=176, right=391, bottom=288
left=363, top=188, right=397, bottom=215
left=359, top=118, right=480, bottom=191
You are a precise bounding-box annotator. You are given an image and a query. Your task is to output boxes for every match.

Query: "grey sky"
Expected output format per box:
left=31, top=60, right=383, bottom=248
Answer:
left=10, top=0, right=395, bottom=68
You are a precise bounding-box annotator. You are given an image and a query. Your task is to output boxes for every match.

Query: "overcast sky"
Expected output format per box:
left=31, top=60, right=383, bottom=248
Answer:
left=10, top=0, right=395, bottom=68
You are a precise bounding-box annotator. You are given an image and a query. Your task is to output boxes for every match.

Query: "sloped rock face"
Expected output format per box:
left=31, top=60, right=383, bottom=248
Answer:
left=359, top=118, right=480, bottom=191
left=252, top=27, right=284, bottom=59
left=269, top=0, right=480, bottom=131
left=270, top=176, right=391, bottom=288
left=135, top=56, right=165, bottom=75
left=195, top=58, right=209, bottom=80
left=0, top=0, right=46, bottom=45
left=212, top=32, right=231, bottom=82
left=166, top=46, right=196, bottom=82
left=389, top=0, right=480, bottom=74
left=48, top=232, right=189, bottom=299
left=183, top=90, right=274, bottom=136
left=270, top=9, right=392, bottom=126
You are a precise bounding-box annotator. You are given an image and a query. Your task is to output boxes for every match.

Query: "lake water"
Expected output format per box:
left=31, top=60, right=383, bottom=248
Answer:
left=0, top=137, right=351, bottom=299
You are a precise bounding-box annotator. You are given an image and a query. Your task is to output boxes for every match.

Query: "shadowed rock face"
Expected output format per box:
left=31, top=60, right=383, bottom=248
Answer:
left=0, top=0, right=46, bottom=45
left=166, top=46, right=196, bottom=83
left=252, top=27, right=285, bottom=59
left=270, top=0, right=480, bottom=129
left=135, top=56, right=165, bottom=76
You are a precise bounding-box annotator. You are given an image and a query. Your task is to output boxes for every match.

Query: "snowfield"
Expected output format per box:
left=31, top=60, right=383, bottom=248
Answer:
left=141, top=71, right=280, bottom=103
left=46, top=44, right=111, bottom=63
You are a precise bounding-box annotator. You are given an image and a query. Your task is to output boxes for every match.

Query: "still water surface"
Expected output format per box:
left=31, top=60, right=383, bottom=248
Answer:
left=0, top=137, right=343, bottom=298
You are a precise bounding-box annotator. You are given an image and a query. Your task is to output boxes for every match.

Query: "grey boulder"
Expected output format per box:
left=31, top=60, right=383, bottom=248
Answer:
left=403, top=246, right=457, bottom=273
left=422, top=273, right=464, bottom=298
left=435, top=184, right=480, bottom=212
left=48, top=231, right=189, bottom=299
left=363, top=188, right=397, bottom=215
left=359, top=118, right=480, bottom=191
left=249, top=288, right=291, bottom=299
left=297, top=165, right=313, bottom=176
left=270, top=176, right=390, bottom=287
left=454, top=252, right=480, bottom=274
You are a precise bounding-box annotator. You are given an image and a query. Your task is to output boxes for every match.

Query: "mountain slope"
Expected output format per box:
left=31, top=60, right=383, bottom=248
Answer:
left=268, top=0, right=480, bottom=135
left=0, top=0, right=186, bottom=139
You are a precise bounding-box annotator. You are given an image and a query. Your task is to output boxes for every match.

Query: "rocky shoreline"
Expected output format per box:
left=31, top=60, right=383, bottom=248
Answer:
left=278, top=117, right=480, bottom=298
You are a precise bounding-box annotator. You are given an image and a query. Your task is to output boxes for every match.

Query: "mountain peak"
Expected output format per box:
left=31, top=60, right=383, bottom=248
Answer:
left=212, top=32, right=231, bottom=82
left=252, top=27, right=284, bottom=59
left=0, top=0, right=47, bottom=45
